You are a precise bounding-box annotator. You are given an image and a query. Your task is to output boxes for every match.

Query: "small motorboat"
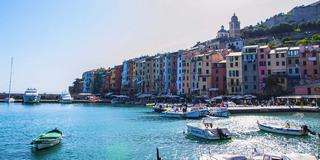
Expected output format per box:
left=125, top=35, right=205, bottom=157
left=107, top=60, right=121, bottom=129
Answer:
left=153, top=103, right=167, bottom=113
left=161, top=110, right=185, bottom=118
left=186, top=122, right=232, bottom=140
left=210, top=107, right=230, bottom=118
left=200, top=154, right=247, bottom=160
left=146, top=103, right=156, bottom=107
left=257, top=121, right=310, bottom=136
left=31, top=128, right=63, bottom=150
left=252, top=152, right=317, bottom=160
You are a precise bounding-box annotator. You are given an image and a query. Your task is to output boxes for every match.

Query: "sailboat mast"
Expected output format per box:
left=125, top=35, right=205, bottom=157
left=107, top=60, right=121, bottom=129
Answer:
left=8, top=57, right=13, bottom=99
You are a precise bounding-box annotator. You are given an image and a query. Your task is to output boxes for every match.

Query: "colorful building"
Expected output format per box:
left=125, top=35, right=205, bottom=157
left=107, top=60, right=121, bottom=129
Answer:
left=300, top=45, right=320, bottom=82
left=257, top=45, right=270, bottom=93
left=110, top=65, right=123, bottom=94
left=211, top=58, right=226, bottom=97
left=242, top=45, right=259, bottom=94
left=226, top=52, right=243, bottom=95
left=82, top=70, right=95, bottom=93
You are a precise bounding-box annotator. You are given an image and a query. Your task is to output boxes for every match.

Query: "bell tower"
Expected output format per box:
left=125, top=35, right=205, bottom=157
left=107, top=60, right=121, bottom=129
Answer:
left=229, top=13, right=241, bottom=38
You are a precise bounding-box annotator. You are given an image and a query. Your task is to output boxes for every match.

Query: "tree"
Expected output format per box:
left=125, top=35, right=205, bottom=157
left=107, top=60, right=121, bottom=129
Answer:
left=264, top=75, right=287, bottom=96
left=296, top=38, right=309, bottom=46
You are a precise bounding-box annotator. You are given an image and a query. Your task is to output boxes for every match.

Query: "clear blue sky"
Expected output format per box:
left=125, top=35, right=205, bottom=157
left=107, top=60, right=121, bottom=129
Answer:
left=0, top=0, right=317, bottom=93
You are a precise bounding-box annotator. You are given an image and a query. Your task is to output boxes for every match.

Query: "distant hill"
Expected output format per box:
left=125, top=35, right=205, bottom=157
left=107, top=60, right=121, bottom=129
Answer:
left=241, top=1, right=320, bottom=46
left=262, top=1, right=320, bottom=28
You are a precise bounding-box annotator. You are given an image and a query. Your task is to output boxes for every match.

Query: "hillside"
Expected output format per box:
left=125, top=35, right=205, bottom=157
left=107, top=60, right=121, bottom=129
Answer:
left=262, top=1, right=320, bottom=27
left=241, top=1, right=320, bottom=46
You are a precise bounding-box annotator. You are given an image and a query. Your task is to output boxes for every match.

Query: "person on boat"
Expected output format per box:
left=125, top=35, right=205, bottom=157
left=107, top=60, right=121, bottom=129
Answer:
left=285, top=122, right=290, bottom=128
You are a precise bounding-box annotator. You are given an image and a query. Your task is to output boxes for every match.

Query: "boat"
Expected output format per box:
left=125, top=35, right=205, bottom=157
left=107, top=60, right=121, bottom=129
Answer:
left=200, top=154, right=247, bottom=160
left=5, top=57, right=15, bottom=103
left=257, top=121, right=309, bottom=136
left=210, top=107, right=230, bottom=117
left=31, top=128, right=63, bottom=150
left=111, top=95, right=130, bottom=104
left=184, top=109, right=201, bottom=119
left=146, top=103, right=156, bottom=107
left=59, top=91, right=73, bottom=103
left=153, top=103, right=168, bottom=113
left=252, top=152, right=317, bottom=160
left=23, top=88, right=41, bottom=104
left=186, top=122, right=232, bottom=140
left=161, top=110, right=185, bottom=118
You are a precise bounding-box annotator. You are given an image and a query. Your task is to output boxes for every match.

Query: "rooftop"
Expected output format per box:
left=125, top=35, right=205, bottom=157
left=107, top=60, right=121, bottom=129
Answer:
left=226, top=52, right=242, bottom=57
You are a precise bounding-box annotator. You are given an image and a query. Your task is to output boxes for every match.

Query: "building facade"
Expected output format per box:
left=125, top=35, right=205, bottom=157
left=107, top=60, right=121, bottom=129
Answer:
left=226, top=52, right=243, bottom=95
left=242, top=45, right=259, bottom=94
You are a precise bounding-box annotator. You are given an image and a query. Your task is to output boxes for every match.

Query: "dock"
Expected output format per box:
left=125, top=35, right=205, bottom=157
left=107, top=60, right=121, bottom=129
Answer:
left=228, top=105, right=320, bottom=113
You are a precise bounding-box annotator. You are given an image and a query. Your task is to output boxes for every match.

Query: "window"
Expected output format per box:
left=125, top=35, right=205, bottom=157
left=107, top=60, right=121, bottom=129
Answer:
left=206, top=62, right=209, bottom=66
left=268, top=61, right=271, bottom=66
left=230, top=63, right=233, bottom=67
left=295, top=59, right=299, bottom=64
left=244, top=76, right=247, bottom=81
left=276, top=54, right=279, bottom=58
left=261, top=70, right=265, bottom=75
left=314, top=69, right=318, bottom=74
left=276, top=62, right=279, bottom=66
left=202, top=85, right=206, bottom=91
left=253, top=64, right=256, bottom=71
left=260, top=54, right=264, bottom=59
left=267, top=54, right=270, bottom=59
left=206, top=70, right=209, bottom=74
left=244, top=65, right=247, bottom=71
left=282, top=61, right=285, bottom=66
left=253, top=76, right=256, bottom=81
left=314, top=61, right=317, bottom=65
left=216, top=77, right=219, bottom=81
left=235, top=62, right=238, bottom=66
left=254, top=85, right=257, bottom=89
left=295, top=68, right=299, bottom=74
left=303, top=61, right=306, bottom=65
left=281, top=53, right=284, bottom=57
left=268, top=70, right=271, bottom=75
left=202, top=77, right=206, bottom=82
left=245, top=85, right=248, bottom=89
left=289, top=69, right=292, bottom=74
left=288, top=59, right=292, bottom=65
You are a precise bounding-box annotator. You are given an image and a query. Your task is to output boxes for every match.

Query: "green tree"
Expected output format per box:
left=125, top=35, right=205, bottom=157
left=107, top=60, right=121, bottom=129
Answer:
left=296, top=38, right=309, bottom=46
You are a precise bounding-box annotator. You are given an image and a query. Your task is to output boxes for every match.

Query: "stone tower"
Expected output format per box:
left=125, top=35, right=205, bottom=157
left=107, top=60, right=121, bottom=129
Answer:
left=229, top=13, right=241, bottom=38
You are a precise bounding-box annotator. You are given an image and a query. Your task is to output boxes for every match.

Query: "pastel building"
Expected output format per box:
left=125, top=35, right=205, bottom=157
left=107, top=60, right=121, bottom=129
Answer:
left=257, top=45, right=270, bottom=93
left=211, top=54, right=226, bottom=96
left=110, top=65, right=123, bottom=94
left=154, top=55, right=164, bottom=94
left=82, top=70, right=95, bottom=93
left=267, top=47, right=288, bottom=90
left=226, top=52, right=243, bottom=95
left=176, top=50, right=185, bottom=95
left=163, top=52, right=178, bottom=95
left=183, top=49, right=199, bottom=96
left=300, top=45, right=320, bottom=82
left=242, top=45, right=259, bottom=94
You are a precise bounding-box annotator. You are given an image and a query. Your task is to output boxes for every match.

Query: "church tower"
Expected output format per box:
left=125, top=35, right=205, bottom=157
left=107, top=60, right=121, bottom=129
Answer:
left=229, top=13, right=241, bottom=38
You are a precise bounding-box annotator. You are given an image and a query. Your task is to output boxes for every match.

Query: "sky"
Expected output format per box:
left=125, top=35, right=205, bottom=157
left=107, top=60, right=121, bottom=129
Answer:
left=0, top=0, right=317, bottom=93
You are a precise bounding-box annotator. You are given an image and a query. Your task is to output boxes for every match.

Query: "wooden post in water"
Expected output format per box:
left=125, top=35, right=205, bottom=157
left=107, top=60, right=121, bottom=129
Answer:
left=156, top=148, right=161, bottom=160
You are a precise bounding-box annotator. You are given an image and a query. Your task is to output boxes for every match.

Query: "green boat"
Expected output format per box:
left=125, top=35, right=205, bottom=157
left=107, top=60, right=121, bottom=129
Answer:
left=31, top=128, right=62, bottom=150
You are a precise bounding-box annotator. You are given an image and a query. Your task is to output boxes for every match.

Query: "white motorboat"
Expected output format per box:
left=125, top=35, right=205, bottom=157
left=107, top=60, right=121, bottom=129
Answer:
left=184, top=109, right=201, bottom=119
left=59, top=91, right=73, bottom=103
left=257, top=121, right=310, bottom=136
left=23, top=88, right=41, bottom=104
left=186, top=122, right=232, bottom=140
left=161, top=111, right=185, bottom=118
left=210, top=107, right=230, bottom=117
left=200, top=154, right=247, bottom=160
left=252, top=152, right=317, bottom=160
left=31, top=128, right=62, bottom=150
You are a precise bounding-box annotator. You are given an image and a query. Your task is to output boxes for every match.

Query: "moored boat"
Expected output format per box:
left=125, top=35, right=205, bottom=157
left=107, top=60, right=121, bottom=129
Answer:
left=210, top=107, right=230, bottom=117
left=200, top=154, right=247, bottom=160
left=186, top=122, right=232, bottom=140
left=153, top=103, right=168, bottom=113
left=59, top=91, right=73, bottom=103
left=23, top=88, right=40, bottom=104
left=31, top=128, right=63, bottom=150
left=161, top=110, right=185, bottom=118
left=257, top=121, right=309, bottom=136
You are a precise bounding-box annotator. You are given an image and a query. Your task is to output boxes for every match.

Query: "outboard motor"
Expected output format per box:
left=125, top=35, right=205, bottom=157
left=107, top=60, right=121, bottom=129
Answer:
left=216, top=128, right=226, bottom=139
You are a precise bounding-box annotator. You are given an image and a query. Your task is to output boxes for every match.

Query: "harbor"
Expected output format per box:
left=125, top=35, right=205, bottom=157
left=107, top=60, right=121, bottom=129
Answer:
left=0, top=103, right=319, bottom=159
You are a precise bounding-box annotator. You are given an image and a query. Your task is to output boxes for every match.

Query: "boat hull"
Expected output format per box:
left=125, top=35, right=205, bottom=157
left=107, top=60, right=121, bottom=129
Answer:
left=185, top=110, right=201, bottom=119
left=258, top=122, right=307, bottom=136
left=161, top=112, right=184, bottom=118
left=187, top=124, right=231, bottom=140
left=23, top=95, right=40, bottom=104
left=33, top=138, right=62, bottom=150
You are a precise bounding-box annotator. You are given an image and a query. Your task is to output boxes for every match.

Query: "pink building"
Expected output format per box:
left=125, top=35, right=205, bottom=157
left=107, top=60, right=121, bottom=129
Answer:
left=211, top=59, right=226, bottom=97
left=257, top=45, right=270, bottom=93
left=294, top=83, right=320, bottom=95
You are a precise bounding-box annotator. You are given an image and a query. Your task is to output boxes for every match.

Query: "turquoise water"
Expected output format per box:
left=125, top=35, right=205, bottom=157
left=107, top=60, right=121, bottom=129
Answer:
left=0, top=103, right=319, bottom=160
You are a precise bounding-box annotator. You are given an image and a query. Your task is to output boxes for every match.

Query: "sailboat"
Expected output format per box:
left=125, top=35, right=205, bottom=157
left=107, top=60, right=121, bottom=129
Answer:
left=5, top=57, right=15, bottom=103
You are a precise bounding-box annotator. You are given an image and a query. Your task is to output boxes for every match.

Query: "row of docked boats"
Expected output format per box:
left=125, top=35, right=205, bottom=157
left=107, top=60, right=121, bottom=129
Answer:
left=154, top=103, right=230, bottom=119
left=186, top=120, right=317, bottom=141
left=6, top=88, right=74, bottom=104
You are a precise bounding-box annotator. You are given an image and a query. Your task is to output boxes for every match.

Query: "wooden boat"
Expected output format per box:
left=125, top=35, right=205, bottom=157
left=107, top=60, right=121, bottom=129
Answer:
left=257, top=121, right=309, bottom=136
left=31, top=128, right=63, bottom=150
left=186, top=122, right=231, bottom=140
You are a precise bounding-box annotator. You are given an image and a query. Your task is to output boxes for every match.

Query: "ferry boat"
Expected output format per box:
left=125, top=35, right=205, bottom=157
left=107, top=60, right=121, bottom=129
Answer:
left=23, top=88, right=40, bottom=104
left=257, top=121, right=310, bottom=136
left=59, top=92, right=73, bottom=103
left=186, top=122, right=232, bottom=140
left=31, top=128, right=62, bottom=150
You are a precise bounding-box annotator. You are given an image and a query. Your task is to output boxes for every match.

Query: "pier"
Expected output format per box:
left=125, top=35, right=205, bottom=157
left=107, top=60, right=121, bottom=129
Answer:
left=228, top=105, right=320, bottom=113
